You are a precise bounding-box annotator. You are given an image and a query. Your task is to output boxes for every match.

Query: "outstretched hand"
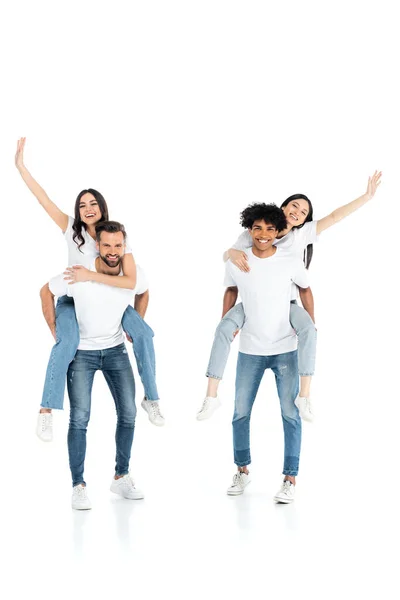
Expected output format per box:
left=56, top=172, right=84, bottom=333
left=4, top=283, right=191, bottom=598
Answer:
left=64, top=265, right=92, bottom=284
left=15, top=137, right=26, bottom=170
left=366, top=170, right=382, bottom=200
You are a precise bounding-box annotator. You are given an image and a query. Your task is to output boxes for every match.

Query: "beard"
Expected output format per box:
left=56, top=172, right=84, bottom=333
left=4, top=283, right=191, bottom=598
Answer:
left=99, top=253, right=123, bottom=268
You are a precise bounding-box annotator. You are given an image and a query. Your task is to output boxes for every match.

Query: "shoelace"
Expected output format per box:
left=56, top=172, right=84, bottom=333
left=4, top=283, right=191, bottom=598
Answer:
left=305, top=399, right=313, bottom=414
left=40, top=414, right=52, bottom=431
left=281, top=481, right=292, bottom=494
left=232, top=472, right=245, bottom=487
left=75, top=486, right=87, bottom=499
left=121, top=475, right=135, bottom=489
left=149, top=402, right=162, bottom=418
left=200, top=398, right=210, bottom=412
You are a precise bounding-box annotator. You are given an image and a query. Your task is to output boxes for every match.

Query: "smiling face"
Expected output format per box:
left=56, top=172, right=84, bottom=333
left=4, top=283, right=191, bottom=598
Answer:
left=96, top=231, right=126, bottom=269
left=282, top=198, right=310, bottom=228
left=79, top=192, right=103, bottom=226
left=249, top=220, right=278, bottom=254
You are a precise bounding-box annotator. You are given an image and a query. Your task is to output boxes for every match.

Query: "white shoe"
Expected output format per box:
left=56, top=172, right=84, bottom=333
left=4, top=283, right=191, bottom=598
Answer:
left=227, top=471, right=250, bottom=496
left=274, top=480, right=296, bottom=504
left=295, top=396, right=314, bottom=422
left=71, top=484, right=92, bottom=510
left=196, top=396, right=221, bottom=421
left=110, top=474, right=144, bottom=500
left=141, top=398, right=165, bottom=426
left=36, top=412, right=53, bottom=442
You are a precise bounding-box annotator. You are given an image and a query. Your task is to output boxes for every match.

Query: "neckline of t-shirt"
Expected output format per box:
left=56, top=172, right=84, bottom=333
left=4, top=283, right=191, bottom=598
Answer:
left=250, top=246, right=281, bottom=260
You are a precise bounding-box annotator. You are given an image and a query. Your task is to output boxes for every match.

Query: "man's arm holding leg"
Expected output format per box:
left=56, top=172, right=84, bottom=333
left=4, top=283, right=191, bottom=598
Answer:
left=40, top=283, right=57, bottom=341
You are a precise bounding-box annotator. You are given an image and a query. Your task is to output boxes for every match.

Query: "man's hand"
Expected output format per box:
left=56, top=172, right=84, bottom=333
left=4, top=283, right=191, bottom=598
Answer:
left=64, top=265, right=92, bottom=284
left=228, top=249, right=250, bottom=272
left=126, top=333, right=133, bottom=343
left=233, top=329, right=239, bottom=338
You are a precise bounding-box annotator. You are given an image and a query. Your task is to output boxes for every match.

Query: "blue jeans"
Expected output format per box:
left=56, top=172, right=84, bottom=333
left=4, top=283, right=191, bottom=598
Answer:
left=233, top=350, right=301, bottom=476
left=67, top=343, right=136, bottom=487
left=41, top=297, right=159, bottom=410
left=206, top=301, right=316, bottom=380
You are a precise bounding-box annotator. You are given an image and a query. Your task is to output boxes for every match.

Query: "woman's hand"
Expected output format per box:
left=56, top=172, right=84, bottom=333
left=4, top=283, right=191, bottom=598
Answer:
left=228, top=249, right=250, bottom=272
left=15, top=137, right=26, bottom=171
left=64, top=265, right=93, bottom=284
left=366, top=170, right=382, bottom=200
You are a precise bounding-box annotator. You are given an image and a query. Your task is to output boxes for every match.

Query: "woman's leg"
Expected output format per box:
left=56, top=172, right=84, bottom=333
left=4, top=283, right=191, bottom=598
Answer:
left=197, top=303, right=245, bottom=420
left=40, top=296, right=80, bottom=411
left=289, top=301, right=317, bottom=422
left=121, top=305, right=159, bottom=401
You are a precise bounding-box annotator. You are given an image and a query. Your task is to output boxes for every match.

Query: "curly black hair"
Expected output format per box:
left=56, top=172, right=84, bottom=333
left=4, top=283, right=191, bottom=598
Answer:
left=240, top=203, right=287, bottom=232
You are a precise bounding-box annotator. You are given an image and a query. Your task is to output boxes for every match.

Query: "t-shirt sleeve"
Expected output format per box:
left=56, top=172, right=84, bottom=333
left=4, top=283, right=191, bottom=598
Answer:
left=297, top=221, right=318, bottom=247
left=49, top=273, right=70, bottom=297
left=134, top=266, right=148, bottom=295
left=224, top=263, right=237, bottom=287
left=291, top=260, right=309, bottom=289
left=232, top=230, right=252, bottom=251
left=63, top=216, right=74, bottom=239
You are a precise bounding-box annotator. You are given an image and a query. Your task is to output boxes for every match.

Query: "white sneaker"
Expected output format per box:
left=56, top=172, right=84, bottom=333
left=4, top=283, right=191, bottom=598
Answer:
left=71, top=484, right=92, bottom=510
left=227, top=471, right=251, bottom=496
left=274, top=480, right=296, bottom=504
left=110, top=474, right=144, bottom=500
left=295, top=396, right=314, bottom=422
left=141, top=398, right=165, bottom=426
left=36, top=412, right=53, bottom=442
left=196, top=396, right=221, bottom=421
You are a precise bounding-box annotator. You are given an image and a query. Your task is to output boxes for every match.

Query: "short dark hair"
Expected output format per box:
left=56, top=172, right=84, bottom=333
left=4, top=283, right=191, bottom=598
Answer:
left=240, top=203, right=287, bottom=232
left=95, top=220, right=127, bottom=242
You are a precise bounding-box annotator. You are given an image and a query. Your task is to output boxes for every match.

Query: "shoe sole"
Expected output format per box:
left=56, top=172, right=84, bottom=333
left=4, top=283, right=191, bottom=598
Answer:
left=273, top=497, right=294, bottom=504
left=196, top=403, right=221, bottom=421
left=72, top=504, right=92, bottom=510
left=110, top=487, right=144, bottom=500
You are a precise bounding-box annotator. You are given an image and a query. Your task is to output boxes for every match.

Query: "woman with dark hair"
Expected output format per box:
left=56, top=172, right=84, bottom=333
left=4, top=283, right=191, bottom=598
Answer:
left=197, top=172, right=382, bottom=422
left=15, top=138, right=164, bottom=441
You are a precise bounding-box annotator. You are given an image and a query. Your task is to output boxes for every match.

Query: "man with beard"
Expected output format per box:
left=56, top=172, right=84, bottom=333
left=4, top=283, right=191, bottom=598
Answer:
left=40, top=221, right=150, bottom=509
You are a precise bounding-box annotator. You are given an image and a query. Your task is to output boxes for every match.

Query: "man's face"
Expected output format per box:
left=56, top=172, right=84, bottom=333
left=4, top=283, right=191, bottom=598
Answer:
left=96, top=231, right=125, bottom=268
left=249, top=219, right=278, bottom=251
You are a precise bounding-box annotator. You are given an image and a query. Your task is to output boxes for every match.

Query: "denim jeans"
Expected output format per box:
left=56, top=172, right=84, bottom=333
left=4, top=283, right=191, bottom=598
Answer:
left=41, top=297, right=159, bottom=410
left=233, top=350, right=301, bottom=476
left=67, top=343, right=136, bottom=487
left=206, top=301, right=316, bottom=380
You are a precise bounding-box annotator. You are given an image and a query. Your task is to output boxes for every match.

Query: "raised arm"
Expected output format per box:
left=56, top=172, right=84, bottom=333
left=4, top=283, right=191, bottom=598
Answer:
left=316, top=171, right=382, bottom=235
left=40, top=283, right=57, bottom=341
left=64, top=253, right=137, bottom=290
left=134, top=290, right=149, bottom=318
left=15, top=138, right=69, bottom=232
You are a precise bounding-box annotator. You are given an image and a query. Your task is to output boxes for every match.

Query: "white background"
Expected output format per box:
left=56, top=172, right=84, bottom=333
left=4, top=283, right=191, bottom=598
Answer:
left=1, top=1, right=399, bottom=598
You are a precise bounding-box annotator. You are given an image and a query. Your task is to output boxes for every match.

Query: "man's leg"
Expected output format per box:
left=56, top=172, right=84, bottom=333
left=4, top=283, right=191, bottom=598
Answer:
left=67, top=351, right=97, bottom=488
left=198, top=303, right=245, bottom=421
left=102, top=344, right=143, bottom=500
left=228, top=352, right=266, bottom=495
left=270, top=350, right=301, bottom=503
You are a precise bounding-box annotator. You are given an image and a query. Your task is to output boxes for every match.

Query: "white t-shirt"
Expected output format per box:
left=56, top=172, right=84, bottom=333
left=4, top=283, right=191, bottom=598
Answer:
left=224, top=248, right=309, bottom=356
left=49, top=261, right=147, bottom=351
left=232, top=221, right=318, bottom=299
left=64, top=216, right=133, bottom=268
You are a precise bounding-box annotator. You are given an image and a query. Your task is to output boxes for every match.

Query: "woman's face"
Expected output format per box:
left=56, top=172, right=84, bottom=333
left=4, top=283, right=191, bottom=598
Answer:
left=282, top=199, right=310, bottom=228
left=78, top=192, right=102, bottom=225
